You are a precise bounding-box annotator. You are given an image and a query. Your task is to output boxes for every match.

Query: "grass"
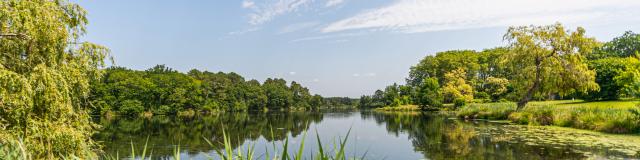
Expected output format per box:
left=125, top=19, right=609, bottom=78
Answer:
left=375, top=105, right=421, bottom=111
left=0, top=137, right=30, bottom=160
left=456, top=100, right=640, bottom=134
left=456, top=102, right=516, bottom=120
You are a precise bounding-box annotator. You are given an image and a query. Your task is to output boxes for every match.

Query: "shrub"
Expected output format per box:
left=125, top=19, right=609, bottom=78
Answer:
left=456, top=103, right=516, bottom=119
left=119, top=100, right=145, bottom=116
left=453, top=98, right=467, bottom=108
left=508, top=104, right=640, bottom=133
left=474, top=92, right=490, bottom=100
left=508, top=105, right=554, bottom=125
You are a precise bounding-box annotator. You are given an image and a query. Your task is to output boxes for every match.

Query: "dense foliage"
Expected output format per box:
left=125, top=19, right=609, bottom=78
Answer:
left=90, top=65, right=352, bottom=116
left=0, top=0, right=109, bottom=158
left=360, top=23, right=640, bottom=110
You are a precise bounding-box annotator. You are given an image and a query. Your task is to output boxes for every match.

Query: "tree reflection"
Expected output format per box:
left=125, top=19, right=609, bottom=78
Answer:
left=93, top=112, right=323, bottom=158
left=360, top=111, right=585, bottom=160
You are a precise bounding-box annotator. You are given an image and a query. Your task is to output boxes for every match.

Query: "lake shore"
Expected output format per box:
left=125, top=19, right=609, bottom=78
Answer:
left=455, top=100, right=640, bottom=134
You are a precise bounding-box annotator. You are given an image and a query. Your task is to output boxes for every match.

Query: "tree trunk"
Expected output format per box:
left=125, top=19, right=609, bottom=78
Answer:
left=517, top=58, right=542, bottom=110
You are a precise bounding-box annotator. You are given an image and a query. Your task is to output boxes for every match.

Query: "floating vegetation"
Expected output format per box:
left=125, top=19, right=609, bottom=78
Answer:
left=478, top=123, right=640, bottom=159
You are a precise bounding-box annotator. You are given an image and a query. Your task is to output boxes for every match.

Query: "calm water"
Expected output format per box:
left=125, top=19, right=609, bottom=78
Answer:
left=93, top=111, right=640, bottom=159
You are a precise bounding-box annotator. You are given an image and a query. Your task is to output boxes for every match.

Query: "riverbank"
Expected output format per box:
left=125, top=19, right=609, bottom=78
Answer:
left=456, top=100, right=640, bottom=133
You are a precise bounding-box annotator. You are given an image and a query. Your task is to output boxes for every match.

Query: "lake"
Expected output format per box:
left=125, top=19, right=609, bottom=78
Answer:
left=93, top=111, right=640, bottom=159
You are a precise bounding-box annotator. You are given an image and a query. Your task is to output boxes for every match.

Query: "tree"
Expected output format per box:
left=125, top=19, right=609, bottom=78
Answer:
left=590, top=31, right=640, bottom=59
left=309, top=94, right=324, bottom=109
left=0, top=0, right=109, bottom=158
left=583, top=57, right=627, bottom=101
left=383, top=83, right=401, bottom=106
left=245, top=80, right=268, bottom=110
left=290, top=81, right=312, bottom=109
left=408, top=50, right=480, bottom=87
left=504, top=23, right=599, bottom=110
left=416, top=77, right=443, bottom=109
left=442, top=68, right=473, bottom=103
left=484, top=77, right=509, bottom=101
left=615, top=56, right=640, bottom=98
left=263, top=78, right=293, bottom=110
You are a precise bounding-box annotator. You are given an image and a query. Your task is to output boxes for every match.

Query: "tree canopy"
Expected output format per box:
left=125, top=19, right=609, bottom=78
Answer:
left=0, top=0, right=109, bottom=158
left=90, top=65, right=351, bottom=116
left=360, top=23, right=639, bottom=111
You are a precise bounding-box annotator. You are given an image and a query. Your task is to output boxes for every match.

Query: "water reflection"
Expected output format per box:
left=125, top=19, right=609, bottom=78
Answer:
left=93, top=111, right=640, bottom=159
left=360, top=111, right=640, bottom=159
left=93, top=112, right=323, bottom=158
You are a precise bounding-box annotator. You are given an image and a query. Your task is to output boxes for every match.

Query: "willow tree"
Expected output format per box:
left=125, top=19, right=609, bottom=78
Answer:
left=0, top=0, right=109, bottom=158
left=504, top=23, right=599, bottom=110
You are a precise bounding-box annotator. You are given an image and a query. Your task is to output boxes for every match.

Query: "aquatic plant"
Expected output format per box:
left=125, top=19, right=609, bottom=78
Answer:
left=204, top=128, right=359, bottom=160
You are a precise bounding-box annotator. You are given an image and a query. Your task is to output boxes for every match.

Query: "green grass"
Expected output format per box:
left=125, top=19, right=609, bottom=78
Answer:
left=375, top=105, right=421, bottom=111
left=456, top=100, right=640, bottom=134
left=456, top=102, right=516, bottom=120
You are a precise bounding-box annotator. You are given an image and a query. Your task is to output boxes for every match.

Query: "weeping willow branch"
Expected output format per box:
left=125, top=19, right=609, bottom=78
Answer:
left=0, top=33, right=29, bottom=39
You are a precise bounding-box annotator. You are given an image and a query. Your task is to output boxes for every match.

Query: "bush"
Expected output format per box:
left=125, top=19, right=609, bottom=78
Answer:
left=119, top=100, right=145, bottom=116
left=507, top=105, right=554, bottom=125
left=474, top=92, right=490, bottom=100
left=456, top=103, right=516, bottom=119
left=471, top=99, right=491, bottom=103
left=453, top=98, right=466, bottom=108
left=154, top=105, right=174, bottom=115
left=508, top=104, right=640, bottom=133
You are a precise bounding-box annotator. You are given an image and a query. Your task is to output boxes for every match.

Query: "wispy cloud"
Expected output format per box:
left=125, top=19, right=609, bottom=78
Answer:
left=242, top=1, right=257, bottom=9
left=322, top=0, right=640, bottom=33
left=325, top=0, right=345, bottom=7
left=289, top=71, right=297, bottom=75
left=289, top=31, right=366, bottom=43
left=278, top=21, right=320, bottom=34
left=352, top=73, right=376, bottom=77
left=244, top=0, right=313, bottom=25
left=227, top=27, right=261, bottom=36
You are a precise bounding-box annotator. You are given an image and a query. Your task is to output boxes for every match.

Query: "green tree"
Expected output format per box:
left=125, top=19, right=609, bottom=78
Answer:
left=309, top=94, right=324, bottom=109
left=383, top=83, right=401, bottom=106
left=290, top=81, right=312, bottom=109
left=416, top=77, right=443, bottom=109
left=504, top=23, right=599, bottom=109
left=245, top=79, right=268, bottom=110
left=591, top=31, right=640, bottom=59
left=615, top=56, right=640, bottom=98
left=0, top=0, right=109, bottom=158
left=583, top=57, right=627, bottom=100
left=484, top=77, right=509, bottom=101
left=408, top=50, right=480, bottom=86
left=263, top=78, right=293, bottom=110
left=442, top=68, right=473, bottom=103
left=90, top=67, right=155, bottom=114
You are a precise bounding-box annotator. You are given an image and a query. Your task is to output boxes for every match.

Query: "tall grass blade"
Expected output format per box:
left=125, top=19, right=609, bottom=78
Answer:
left=281, top=137, right=289, bottom=160
left=315, top=130, right=326, bottom=160
left=336, top=128, right=352, bottom=159
left=295, top=131, right=307, bottom=160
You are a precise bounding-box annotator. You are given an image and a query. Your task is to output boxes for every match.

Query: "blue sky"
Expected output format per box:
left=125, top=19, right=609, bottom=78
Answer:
left=76, top=0, right=640, bottom=97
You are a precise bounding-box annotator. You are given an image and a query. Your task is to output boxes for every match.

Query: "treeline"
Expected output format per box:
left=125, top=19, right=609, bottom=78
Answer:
left=360, top=24, right=640, bottom=109
left=89, top=65, right=350, bottom=116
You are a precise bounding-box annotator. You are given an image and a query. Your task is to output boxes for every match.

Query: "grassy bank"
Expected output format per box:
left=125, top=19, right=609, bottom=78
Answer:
left=375, top=105, right=421, bottom=111
left=456, top=100, right=640, bottom=134
left=375, top=104, right=455, bottom=112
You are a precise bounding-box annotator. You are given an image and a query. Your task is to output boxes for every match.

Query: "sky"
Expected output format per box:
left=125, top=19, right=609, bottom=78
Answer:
left=75, top=0, right=640, bottom=98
